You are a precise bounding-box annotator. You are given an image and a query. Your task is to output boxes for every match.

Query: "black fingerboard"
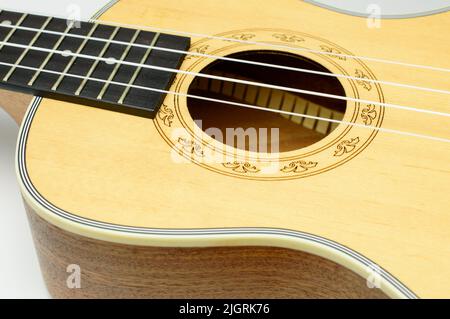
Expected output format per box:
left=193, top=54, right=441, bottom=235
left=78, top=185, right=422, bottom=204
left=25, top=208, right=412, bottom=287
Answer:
left=0, top=9, right=190, bottom=117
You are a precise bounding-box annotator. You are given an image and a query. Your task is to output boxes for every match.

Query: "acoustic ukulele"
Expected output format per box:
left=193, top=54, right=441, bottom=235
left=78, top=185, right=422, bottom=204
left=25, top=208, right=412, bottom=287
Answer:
left=0, top=0, right=449, bottom=298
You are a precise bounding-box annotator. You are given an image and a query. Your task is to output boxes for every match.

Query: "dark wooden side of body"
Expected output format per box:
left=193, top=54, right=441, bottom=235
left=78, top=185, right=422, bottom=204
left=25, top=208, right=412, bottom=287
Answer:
left=24, top=202, right=387, bottom=298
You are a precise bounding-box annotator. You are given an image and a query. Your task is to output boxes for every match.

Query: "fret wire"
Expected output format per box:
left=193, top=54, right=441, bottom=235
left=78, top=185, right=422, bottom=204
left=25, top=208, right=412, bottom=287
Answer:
left=1, top=10, right=447, bottom=77
left=3, top=16, right=53, bottom=82
left=118, top=32, right=160, bottom=104
left=28, top=21, right=75, bottom=86
left=51, top=23, right=100, bottom=91
left=1, top=58, right=447, bottom=144
left=74, top=26, right=120, bottom=96
left=96, top=29, right=140, bottom=100
left=2, top=20, right=445, bottom=95
left=0, top=13, right=28, bottom=51
left=2, top=36, right=444, bottom=117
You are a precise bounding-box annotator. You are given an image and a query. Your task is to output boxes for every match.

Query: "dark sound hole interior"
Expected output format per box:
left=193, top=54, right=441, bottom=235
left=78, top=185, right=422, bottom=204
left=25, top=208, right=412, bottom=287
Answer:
left=187, top=51, right=347, bottom=153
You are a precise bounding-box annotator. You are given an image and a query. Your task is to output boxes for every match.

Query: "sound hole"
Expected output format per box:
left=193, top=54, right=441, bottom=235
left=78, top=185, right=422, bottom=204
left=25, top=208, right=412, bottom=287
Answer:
left=187, top=51, right=347, bottom=153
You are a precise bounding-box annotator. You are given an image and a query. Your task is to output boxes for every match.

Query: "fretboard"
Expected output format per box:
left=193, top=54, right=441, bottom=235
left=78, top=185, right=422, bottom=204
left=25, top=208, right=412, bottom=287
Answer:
left=0, top=10, right=190, bottom=117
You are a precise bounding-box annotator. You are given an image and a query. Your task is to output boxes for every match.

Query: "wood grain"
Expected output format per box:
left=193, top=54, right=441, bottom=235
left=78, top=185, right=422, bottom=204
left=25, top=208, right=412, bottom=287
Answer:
left=19, top=0, right=450, bottom=298
left=25, top=201, right=387, bottom=299
left=0, top=89, right=32, bottom=124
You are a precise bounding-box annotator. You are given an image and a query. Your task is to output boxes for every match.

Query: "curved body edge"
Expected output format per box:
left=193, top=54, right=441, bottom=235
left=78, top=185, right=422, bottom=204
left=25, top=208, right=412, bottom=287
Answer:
left=305, top=0, right=450, bottom=19
left=21, top=180, right=404, bottom=299
left=17, top=103, right=414, bottom=298
left=15, top=0, right=450, bottom=299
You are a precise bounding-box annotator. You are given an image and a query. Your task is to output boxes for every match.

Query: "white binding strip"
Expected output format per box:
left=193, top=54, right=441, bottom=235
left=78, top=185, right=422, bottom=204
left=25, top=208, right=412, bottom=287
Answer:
left=16, top=98, right=418, bottom=299
left=14, top=0, right=417, bottom=299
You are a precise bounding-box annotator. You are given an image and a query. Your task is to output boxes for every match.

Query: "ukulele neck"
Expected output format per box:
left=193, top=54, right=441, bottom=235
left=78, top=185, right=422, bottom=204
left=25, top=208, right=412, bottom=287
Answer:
left=0, top=9, right=190, bottom=117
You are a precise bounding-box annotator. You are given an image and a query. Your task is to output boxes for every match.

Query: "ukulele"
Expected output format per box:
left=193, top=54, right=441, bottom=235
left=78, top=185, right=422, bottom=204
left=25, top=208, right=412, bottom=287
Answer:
left=0, top=0, right=449, bottom=299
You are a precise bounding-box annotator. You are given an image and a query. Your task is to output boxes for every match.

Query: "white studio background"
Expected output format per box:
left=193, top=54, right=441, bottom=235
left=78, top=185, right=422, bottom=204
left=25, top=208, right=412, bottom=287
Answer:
left=0, top=0, right=110, bottom=299
left=0, top=0, right=449, bottom=298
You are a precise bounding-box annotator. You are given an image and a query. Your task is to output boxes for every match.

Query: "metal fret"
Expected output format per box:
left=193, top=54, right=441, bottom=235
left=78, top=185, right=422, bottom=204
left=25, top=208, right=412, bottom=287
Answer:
left=51, top=23, right=100, bottom=91
left=118, top=32, right=160, bottom=104
left=96, top=29, right=140, bottom=100
left=0, top=13, right=28, bottom=51
left=27, top=21, right=75, bottom=86
left=3, top=16, right=52, bottom=82
left=74, top=26, right=120, bottom=96
left=0, top=9, right=190, bottom=117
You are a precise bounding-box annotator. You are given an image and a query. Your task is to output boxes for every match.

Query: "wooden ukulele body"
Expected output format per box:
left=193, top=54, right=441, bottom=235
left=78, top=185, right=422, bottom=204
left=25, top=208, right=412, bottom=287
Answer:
left=3, top=0, right=450, bottom=298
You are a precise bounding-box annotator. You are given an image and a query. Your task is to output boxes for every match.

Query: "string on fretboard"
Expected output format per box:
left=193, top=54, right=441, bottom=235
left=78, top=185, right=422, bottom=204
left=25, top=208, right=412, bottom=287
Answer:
left=0, top=10, right=190, bottom=116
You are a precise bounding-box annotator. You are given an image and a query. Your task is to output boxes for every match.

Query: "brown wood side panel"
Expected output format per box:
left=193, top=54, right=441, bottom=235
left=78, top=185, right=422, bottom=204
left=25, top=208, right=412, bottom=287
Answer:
left=24, top=202, right=387, bottom=298
left=0, top=89, right=32, bottom=124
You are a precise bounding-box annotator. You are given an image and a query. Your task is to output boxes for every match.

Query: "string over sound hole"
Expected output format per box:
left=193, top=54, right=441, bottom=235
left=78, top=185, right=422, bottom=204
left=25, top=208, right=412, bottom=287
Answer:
left=187, top=51, right=347, bottom=153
